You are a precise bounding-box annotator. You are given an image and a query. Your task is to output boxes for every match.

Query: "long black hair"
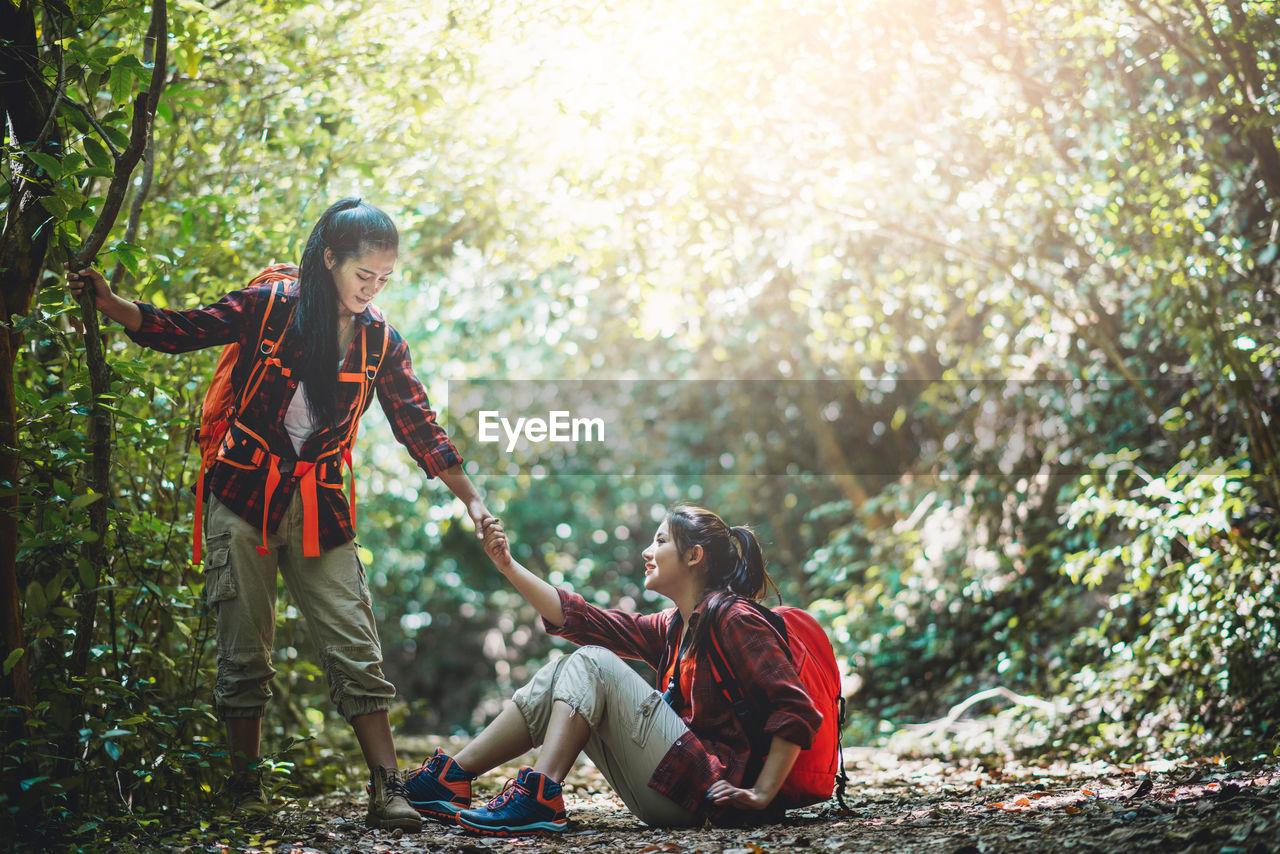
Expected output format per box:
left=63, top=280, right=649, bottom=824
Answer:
left=294, top=198, right=398, bottom=429
left=666, top=504, right=778, bottom=654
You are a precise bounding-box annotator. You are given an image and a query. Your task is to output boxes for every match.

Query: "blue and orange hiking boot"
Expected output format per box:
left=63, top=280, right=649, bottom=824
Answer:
left=404, top=748, right=474, bottom=823
left=455, top=767, right=567, bottom=837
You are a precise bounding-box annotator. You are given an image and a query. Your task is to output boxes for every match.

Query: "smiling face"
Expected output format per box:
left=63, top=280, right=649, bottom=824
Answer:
left=641, top=519, right=704, bottom=601
left=326, top=246, right=397, bottom=318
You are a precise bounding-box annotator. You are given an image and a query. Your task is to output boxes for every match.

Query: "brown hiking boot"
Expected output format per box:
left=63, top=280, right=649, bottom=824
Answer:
left=223, top=770, right=269, bottom=816
left=367, top=766, right=423, bottom=831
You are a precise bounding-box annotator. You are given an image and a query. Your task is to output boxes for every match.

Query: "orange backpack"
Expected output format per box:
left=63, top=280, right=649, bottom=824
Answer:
left=706, top=602, right=849, bottom=809
left=192, top=264, right=387, bottom=564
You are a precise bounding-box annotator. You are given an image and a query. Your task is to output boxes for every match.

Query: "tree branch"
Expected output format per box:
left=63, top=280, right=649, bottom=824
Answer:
left=70, top=0, right=167, bottom=269
left=109, top=8, right=168, bottom=293
left=66, top=0, right=167, bottom=716
left=34, top=9, right=66, bottom=151
left=63, top=98, right=122, bottom=160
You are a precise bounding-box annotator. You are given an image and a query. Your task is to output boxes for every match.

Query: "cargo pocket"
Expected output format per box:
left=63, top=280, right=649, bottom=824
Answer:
left=353, top=546, right=373, bottom=607
left=203, top=531, right=237, bottom=606
left=631, top=691, right=665, bottom=747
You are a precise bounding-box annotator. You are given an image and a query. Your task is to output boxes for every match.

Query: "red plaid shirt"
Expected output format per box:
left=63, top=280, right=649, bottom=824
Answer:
left=125, top=284, right=462, bottom=551
left=545, top=589, right=822, bottom=819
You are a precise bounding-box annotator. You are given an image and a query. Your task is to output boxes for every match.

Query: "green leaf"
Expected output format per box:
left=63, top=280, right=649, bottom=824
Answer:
left=109, top=64, right=135, bottom=104
left=71, top=492, right=103, bottom=511
left=39, top=196, right=70, bottom=219
left=112, top=241, right=145, bottom=277
left=28, top=151, right=62, bottom=177
left=102, top=124, right=130, bottom=151
left=83, top=137, right=113, bottom=170
left=114, top=54, right=144, bottom=74
left=103, top=741, right=121, bottom=761
left=3, top=647, right=24, bottom=676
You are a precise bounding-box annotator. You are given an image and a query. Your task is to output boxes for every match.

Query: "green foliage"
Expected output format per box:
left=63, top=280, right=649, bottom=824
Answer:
left=1058, top=455, right=1276, bottom=756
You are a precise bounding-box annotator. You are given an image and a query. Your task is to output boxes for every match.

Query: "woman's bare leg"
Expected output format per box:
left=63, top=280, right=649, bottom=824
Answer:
left=531, top=700, right=590, bottom=782
left=227, top=718, right=262, bottom=774
left=453, top=701, right=536, bottom=774
left=351, top=710, right=399, bottom=769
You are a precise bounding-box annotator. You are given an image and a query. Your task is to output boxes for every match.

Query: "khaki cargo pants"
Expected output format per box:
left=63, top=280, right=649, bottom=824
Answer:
left=513, top=645, right=699, bottom=827
left=203, top=492, right=395, bottom=721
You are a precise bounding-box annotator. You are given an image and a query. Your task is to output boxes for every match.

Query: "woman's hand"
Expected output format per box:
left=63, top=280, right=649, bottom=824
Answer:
left=66, top=266, right=111, bottom=310
left=65, top=265, right=143, bottom=331
left=481, top=516, right=515, bottom=573
left=705, top=780, right=774, bottom=811
left=705, top=736, right=801, bottom=811
left=478, top=516, right=565, bottom=626
left=467, top=500, right=494, bottom=540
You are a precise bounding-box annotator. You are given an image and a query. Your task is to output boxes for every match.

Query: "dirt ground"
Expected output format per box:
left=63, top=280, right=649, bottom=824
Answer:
left=200, top=744, right=1280, bottom=854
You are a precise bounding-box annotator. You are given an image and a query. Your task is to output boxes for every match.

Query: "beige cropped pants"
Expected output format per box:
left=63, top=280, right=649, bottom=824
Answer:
left=513, top=645, right=699, bottom=827
left=202, top=492, right=395, bottom=721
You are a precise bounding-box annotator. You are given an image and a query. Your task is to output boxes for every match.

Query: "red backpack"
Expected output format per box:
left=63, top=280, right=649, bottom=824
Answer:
left=706, top=601, right=849, bottom=809
left=191, top=263, right=387, bottom=564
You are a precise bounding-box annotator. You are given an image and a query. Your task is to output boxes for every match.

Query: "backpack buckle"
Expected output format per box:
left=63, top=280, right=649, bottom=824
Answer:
left=365, top=366, right=377, bottom=380
left=260, top=340, right=274, bottom=355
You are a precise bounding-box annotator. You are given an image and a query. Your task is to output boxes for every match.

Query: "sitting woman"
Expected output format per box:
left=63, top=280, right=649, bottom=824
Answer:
left=405, top=504, right=822, bottom=836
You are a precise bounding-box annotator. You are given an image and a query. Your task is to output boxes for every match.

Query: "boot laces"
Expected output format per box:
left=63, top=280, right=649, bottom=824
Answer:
left=485, top=777, right=523, bottom=810
left=381, top=768, right=409, bottom=800
left=414, top=747, right=450, bottom=783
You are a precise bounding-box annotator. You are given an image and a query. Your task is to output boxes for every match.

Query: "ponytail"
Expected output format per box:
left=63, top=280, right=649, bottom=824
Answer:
left=293, top=198, right=398, bottom=429
left=666, top=505, right=778, bottom=656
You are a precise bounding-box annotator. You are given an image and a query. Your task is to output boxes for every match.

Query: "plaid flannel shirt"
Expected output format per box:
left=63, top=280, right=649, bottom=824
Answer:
left=125, top=283, right=462, bottom=551
left=545, top=589, right=822, bottom=819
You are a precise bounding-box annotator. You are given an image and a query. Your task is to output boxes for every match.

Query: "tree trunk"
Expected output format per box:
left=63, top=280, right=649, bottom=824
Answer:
left=0, top=0, right=59, bottom=763
left=2, top=0, right=169, bottom=804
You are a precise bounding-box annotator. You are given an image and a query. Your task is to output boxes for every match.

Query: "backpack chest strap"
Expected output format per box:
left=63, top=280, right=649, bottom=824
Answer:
left=215, top=421, right=334, bottom=558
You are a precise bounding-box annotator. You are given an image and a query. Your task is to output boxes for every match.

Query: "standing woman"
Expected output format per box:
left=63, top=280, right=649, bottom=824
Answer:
left=68, top=198, right=493, bottom=830
left=402, top=505, right=822, bottom=835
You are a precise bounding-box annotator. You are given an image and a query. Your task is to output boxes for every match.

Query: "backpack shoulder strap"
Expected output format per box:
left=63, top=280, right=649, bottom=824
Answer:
left=364, top=318, right=389, bottom=380
left=259, top=278, right=295, bottom=350
left=704, top=599, right=793, bottom=726
left=233, top=277, right=297, bottom=415
left=704, top=600, right=785, bottom=717
left=330, top=317, right=392, bottom=538
left=704, top=604, right=773, bottom=783
left=747, top=600, right=792, bottom=660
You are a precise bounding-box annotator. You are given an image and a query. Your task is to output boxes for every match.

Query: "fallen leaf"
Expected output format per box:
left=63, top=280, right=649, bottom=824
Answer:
left=1126, top=779, right=1154, bottom=799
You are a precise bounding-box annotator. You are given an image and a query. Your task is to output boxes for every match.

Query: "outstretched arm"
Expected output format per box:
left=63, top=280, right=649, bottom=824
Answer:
left=67, top=267, right=142, bottom=332
left=482, top=518, right=565, bottom=628
left=438, top=464, right=493, bottom=540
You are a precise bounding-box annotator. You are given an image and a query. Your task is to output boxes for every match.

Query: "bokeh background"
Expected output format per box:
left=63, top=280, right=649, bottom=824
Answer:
left=4, top=0, right=1278, bottom=843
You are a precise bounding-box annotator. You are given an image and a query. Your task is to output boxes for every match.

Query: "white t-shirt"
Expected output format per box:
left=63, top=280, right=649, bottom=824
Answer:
left=284, top=349, right=347, bottom=455
left=283, top=382, right=315, bottom=455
